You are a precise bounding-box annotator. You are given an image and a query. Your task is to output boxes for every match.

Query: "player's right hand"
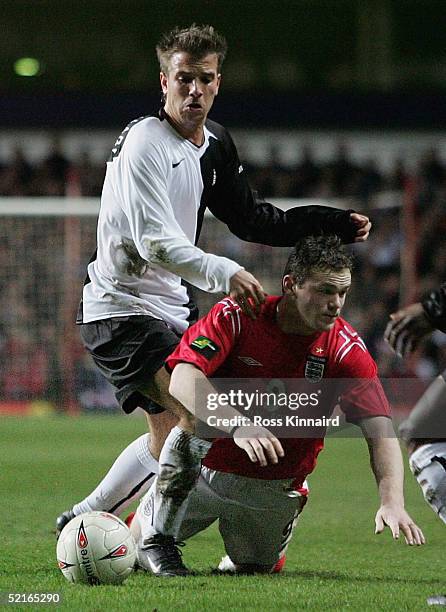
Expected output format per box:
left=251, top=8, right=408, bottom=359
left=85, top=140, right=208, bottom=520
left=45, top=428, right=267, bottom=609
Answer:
left=233, top=425, right=285, bottom=466
left=384, top=302, right=434, bottom=357
left=229, top=270, right=267, bottom=320
left=349, top=212, right=371, bottom=242
left=374, top=504, right=425, bottom=546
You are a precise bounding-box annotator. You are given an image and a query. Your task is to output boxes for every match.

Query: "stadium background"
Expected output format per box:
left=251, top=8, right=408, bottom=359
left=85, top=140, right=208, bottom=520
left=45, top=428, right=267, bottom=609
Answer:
left=1, top=0, right=445, bottom=415
left=2, top=2, right=446, bottom=609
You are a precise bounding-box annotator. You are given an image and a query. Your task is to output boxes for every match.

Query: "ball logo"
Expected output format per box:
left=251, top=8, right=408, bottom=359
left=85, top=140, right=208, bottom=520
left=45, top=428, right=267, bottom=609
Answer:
left=111, top=545, right=128, bottom=557
left=99, top=544, right=128, bottom=560
left=58, top=560, right=75, bottom=569
left=77, top=522, right=88, bottom=548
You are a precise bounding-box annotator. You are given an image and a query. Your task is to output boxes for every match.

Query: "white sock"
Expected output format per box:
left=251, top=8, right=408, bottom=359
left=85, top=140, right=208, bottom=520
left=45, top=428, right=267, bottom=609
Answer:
left=143, top=426, right=211, bottom=540
left=72, top=434, right=158, bottom=517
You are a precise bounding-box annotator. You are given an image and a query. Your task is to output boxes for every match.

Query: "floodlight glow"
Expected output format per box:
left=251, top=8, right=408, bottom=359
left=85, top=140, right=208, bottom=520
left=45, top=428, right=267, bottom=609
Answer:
left=14, top=57, right=41, bottom=77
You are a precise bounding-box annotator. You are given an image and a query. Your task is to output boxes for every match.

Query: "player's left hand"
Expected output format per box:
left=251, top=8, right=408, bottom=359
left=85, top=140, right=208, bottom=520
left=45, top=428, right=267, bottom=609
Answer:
left=233, top=425, right=285, bottom=466
left=384, top=302, right=434, bottom=357
left=374, top=505, right=425, bottom=545
left=349, top=212, right=371, bottom=242
left=229, top=269, right=267, bottom=320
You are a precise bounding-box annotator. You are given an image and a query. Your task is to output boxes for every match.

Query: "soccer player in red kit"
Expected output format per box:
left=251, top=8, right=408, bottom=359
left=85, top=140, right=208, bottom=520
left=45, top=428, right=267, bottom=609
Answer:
left=132, top=236, right=424, bottom=575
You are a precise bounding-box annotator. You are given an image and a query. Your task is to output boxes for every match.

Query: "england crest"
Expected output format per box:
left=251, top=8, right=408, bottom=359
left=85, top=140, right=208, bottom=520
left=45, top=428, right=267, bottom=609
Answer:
left=305, top=354, right=326, bottom=382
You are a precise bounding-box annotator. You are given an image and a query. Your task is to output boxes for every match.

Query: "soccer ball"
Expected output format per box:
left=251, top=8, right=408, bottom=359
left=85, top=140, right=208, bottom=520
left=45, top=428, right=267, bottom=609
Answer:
left=56, top=511, right=136, bottom=585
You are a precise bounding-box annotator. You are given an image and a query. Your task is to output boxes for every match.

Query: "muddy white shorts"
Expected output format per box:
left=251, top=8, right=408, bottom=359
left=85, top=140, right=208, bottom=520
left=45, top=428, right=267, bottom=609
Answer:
left=174, top=466, right=308, bottom=567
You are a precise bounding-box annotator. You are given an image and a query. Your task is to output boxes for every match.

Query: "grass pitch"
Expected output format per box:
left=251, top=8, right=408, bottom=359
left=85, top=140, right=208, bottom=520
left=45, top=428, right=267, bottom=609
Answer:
left=1, top=415, right=444, bottom=611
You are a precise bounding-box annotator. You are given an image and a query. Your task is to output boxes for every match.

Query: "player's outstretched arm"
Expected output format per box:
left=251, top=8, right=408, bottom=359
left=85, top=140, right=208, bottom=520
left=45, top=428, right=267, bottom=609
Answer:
left=359, top=416, right=425, bottom=546
left=399, top=372, right=446, bottom=448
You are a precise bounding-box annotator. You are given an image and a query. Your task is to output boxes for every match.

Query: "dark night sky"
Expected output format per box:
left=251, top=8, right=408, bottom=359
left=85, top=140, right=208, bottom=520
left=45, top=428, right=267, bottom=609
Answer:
left=1, top=0, right=444, bottom=93
left=2, top=1, right=445, bottom=128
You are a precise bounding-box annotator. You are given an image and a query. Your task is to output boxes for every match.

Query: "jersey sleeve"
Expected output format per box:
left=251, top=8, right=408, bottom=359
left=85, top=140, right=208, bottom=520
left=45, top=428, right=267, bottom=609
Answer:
left=334, top=329, right=391, bottom=422
left=422, top=282, right=446, bottom=333
left=207, top=127, right=358, bottom=245
left=166, top=299, right=241, bottom=376
left=112, top=126, right=242, bottom=293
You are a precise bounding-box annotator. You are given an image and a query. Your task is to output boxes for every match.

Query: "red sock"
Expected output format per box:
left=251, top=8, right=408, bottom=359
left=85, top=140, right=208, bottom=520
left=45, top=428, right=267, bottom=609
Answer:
left=272, top=555, right=286, bottom=573
left=124, top=512, right=135, bottom=528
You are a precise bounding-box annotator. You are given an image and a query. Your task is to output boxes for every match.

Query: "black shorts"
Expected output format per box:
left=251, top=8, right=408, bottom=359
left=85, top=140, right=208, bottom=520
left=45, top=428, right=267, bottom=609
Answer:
left=79, top=315, right=181, bottom=414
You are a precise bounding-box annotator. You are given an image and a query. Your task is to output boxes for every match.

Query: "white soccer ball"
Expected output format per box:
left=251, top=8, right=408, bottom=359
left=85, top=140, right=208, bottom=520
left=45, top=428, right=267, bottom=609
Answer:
left=56, top=511, right=136, bottom=585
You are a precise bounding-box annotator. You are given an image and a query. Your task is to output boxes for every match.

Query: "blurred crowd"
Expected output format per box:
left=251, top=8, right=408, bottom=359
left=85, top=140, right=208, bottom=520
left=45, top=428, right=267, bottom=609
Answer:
left=1, top=139, right=445, bottom=411
left=0, top=141, right=105, bottom=198
left=1, top=140, right=445, bottom=201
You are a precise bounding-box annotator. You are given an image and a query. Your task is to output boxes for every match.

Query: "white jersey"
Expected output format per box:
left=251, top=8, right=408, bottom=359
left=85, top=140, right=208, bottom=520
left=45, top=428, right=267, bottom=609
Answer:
left=78, top=110, right=355, bottom=333
left=81, top=115, right=242, bottom=332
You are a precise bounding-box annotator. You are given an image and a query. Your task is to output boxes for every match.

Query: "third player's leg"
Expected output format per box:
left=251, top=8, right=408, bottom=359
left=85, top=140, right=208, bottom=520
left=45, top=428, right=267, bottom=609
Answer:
left=138, top=365, right=212, bottom=549
left=140, top=365, right=195, bottom=435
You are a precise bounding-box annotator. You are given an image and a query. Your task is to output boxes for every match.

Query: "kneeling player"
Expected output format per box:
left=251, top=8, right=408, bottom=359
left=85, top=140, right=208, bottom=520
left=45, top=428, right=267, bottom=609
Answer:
left=132, top=236, right=424, bottom=575
left=130, top=468, right=307, bottom=574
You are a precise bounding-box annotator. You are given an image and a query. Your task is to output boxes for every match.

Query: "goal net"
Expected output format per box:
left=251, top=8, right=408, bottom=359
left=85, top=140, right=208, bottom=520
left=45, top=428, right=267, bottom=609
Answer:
left=0, top=197, right=291, bottom=414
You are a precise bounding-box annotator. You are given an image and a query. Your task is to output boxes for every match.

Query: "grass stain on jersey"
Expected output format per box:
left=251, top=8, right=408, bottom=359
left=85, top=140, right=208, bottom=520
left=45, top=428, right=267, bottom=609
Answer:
left=149, top=244, right=171, bottom=265
left=116, top=238, right=148, bottom=277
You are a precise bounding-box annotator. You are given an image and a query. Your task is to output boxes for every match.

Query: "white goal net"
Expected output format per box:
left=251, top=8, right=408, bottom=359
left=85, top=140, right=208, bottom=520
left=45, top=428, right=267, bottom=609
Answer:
left=1, top=197, right=292, bottom=414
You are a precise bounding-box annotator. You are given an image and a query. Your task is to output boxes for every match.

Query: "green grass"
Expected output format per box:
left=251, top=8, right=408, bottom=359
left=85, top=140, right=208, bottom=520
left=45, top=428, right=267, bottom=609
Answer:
left=1, top=415, right=444, bottom=611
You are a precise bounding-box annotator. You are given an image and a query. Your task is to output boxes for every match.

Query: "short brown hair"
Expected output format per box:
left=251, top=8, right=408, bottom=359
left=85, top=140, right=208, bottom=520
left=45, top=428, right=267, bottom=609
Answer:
left=283, top=236, right=354, bottom=286
left=156, top=24, right=228, bottom=73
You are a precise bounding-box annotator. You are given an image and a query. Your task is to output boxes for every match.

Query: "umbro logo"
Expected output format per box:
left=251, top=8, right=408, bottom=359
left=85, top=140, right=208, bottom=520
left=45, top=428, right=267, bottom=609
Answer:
left=238, top=356, right=263, bottom=366
left=172, top=159, right=185, bottom=168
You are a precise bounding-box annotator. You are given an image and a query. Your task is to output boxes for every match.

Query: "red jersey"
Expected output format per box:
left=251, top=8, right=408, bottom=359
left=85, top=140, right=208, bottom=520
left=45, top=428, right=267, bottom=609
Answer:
left=166, top=296, right=390, bottom=486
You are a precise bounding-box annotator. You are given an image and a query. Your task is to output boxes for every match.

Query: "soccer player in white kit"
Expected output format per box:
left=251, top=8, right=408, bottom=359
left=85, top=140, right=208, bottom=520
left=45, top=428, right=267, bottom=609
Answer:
left=131, top=236, right=424, bottom=574
left=385, top=284, right=446, bottom=606
left=57, top=25, right=372, bottom=575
